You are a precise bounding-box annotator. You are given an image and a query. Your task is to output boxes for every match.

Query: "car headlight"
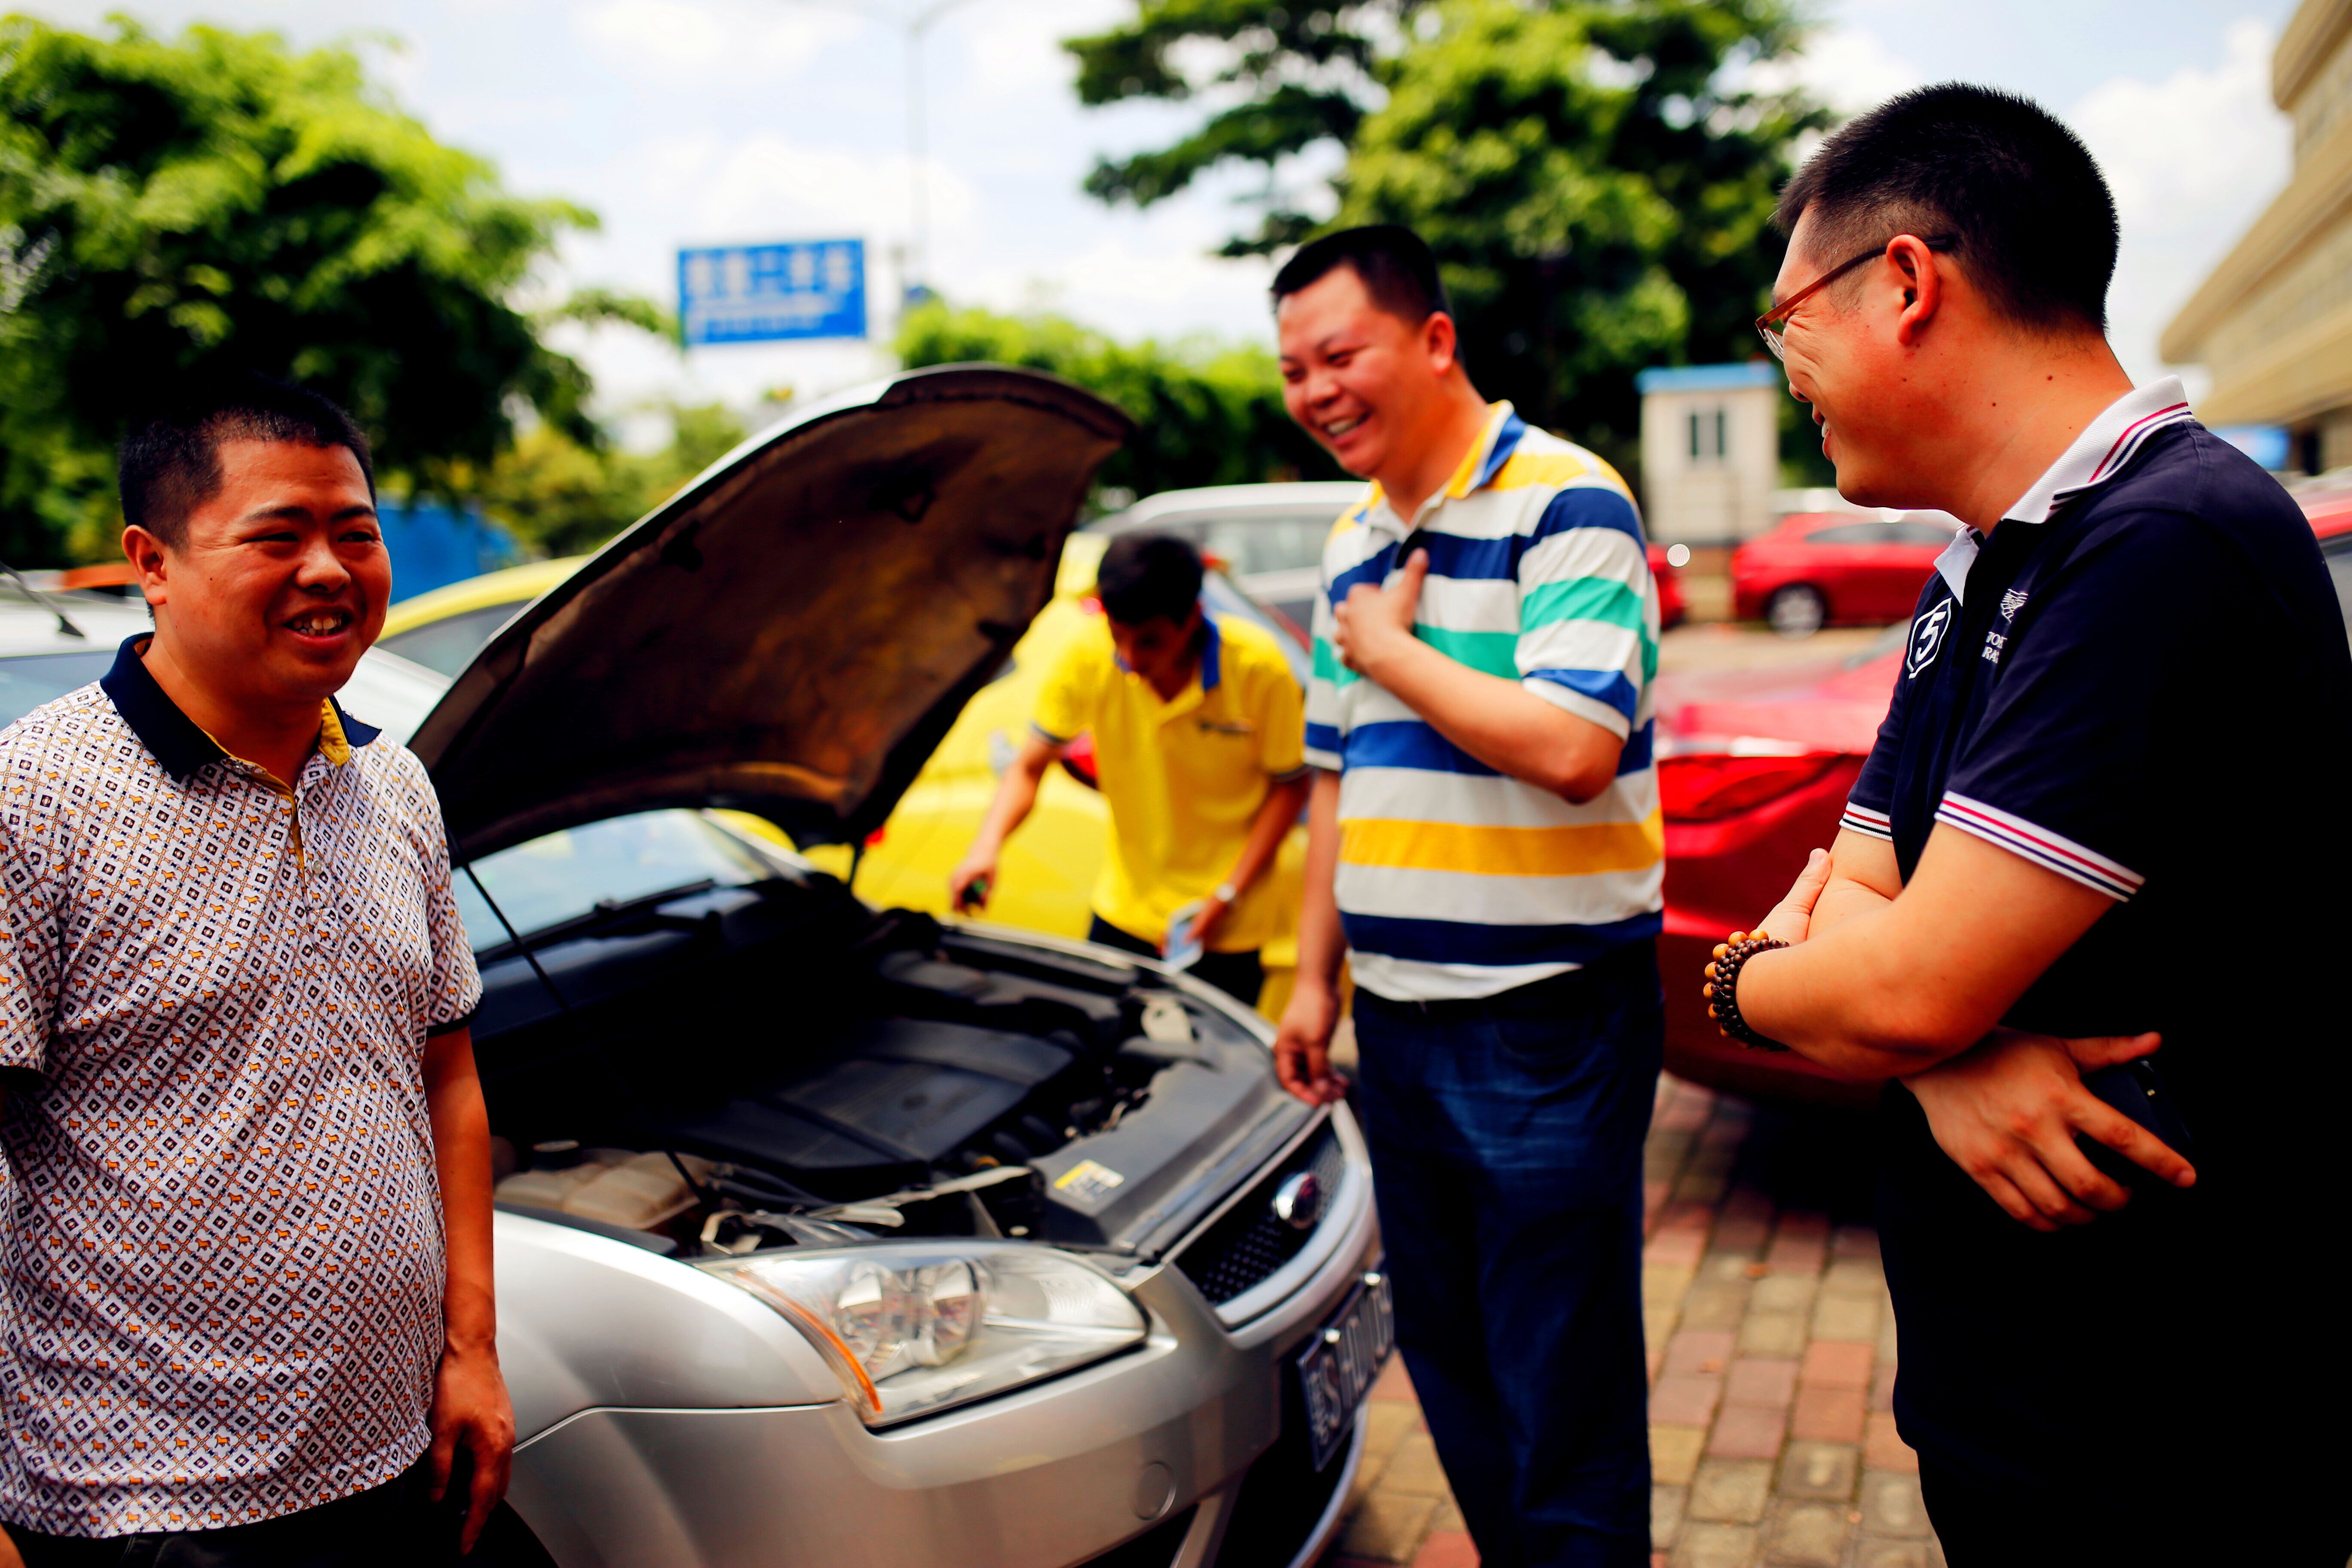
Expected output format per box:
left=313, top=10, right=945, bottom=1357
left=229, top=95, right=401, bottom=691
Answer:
left=700, top=1242, right=1148, bottom=1425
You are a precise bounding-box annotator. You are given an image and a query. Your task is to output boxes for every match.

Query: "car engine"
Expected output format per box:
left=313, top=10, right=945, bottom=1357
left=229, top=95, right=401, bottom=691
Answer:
left=472, top=885, right=1302, bottom=1262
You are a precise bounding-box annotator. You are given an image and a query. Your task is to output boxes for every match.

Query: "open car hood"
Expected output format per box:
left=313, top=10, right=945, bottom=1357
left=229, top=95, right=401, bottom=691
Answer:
left=411, top=365, right=1132, bottom=862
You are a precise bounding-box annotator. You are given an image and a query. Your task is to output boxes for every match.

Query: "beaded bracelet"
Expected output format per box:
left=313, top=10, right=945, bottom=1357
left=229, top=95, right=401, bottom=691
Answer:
left=1703, top=931, right=1791, bottom=1052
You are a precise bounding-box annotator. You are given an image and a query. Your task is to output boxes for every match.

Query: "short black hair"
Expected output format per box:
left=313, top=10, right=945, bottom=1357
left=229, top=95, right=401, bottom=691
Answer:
left=1096, top=532, right=1203, bottom=626
left=1271, top=224, right=1450, bottom=324
left=1773, top=84, right=2117, bottom=330
left=119, top=374, right=375, bottom=550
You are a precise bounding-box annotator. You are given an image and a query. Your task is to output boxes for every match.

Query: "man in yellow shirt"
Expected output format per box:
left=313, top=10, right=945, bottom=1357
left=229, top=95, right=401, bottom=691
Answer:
left=950, top=533, right=1309, bottom=1006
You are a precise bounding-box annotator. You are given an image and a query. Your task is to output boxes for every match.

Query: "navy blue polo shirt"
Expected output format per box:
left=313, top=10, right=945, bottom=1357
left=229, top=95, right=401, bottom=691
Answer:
left=1840, top=379, right=2352, bottom=1506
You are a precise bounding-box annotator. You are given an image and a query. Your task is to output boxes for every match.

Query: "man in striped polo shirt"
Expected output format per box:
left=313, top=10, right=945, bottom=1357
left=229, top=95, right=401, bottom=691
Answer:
left=1271, top=226, right=1661, bottom=1567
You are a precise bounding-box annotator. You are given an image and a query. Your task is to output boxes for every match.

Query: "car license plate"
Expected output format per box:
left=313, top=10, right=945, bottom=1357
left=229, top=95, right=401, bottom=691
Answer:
left=1296, top=1269, right=1395, bottom=1473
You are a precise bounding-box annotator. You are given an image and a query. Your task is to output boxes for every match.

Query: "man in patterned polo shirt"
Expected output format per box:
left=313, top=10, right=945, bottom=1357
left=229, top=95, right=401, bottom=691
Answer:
left=1271, top=227, right=1663, bottom=1567
left=0, top=377, right=506, bottom=1565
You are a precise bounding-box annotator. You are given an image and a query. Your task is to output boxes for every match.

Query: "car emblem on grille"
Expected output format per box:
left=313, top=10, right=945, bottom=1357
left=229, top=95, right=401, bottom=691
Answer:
left=1272, top=1171, right=1325, bottom=1231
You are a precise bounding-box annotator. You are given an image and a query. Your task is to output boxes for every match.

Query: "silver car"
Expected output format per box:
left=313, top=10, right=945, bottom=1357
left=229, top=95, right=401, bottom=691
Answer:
left=380, top=367, right=1388, bottom=1567
left=1085, top=483, right=1365, bottom=637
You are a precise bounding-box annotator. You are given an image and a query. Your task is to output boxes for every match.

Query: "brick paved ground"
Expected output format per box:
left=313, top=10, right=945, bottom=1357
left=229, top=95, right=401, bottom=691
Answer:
left=1327, top=1075, right=1945, bottom=1568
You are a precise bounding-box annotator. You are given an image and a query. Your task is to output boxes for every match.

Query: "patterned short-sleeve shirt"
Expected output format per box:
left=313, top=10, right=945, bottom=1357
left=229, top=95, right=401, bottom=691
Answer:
left=0, top=636, right=482, bottom=1537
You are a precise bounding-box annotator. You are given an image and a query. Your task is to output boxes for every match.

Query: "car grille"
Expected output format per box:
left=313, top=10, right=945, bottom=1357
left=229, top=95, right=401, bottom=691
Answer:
left=1174, top=1122, right=1345, bottom=1307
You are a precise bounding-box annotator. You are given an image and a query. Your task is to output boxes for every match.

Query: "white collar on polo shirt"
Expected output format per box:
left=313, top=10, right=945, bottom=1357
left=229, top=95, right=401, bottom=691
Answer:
left=1932, top=375, right=2197, bottom=603
left=2003, top=375, right=2195, bottom=525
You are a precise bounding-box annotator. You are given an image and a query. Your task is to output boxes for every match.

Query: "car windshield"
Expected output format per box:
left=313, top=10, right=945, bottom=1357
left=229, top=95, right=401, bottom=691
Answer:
left=1202, top=573, right=1311, bottom=686
left=454, top=809, right=778, bottom=951
left=1195, top=513, right=1338, bottom=577
left=379, top=602, right=524, bottom=677
left=0, top=651, right=122, bottom=729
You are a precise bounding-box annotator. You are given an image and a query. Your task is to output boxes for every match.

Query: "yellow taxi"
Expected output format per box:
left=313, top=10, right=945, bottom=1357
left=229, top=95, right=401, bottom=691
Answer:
left=379, top=537, right=1311, bottom=1014
left=378, top=558, right=585, bottom=676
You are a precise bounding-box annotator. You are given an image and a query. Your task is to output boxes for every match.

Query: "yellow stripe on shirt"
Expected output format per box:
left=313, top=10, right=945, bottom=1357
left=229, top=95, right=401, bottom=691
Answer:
left=1340, top=812, right=1665, bottom=877
left=1490, top=449, right=1599, bottom=492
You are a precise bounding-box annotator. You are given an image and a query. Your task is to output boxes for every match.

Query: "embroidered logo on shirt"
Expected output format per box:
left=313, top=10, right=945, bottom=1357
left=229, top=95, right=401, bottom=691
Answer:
left=1999, top=588, right=2030, bottom=622
left=1906, top=599, right=1954, bottom=678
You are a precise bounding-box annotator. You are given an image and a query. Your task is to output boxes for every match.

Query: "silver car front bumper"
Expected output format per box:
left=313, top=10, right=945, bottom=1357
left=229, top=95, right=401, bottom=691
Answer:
left=503, top=1106, right=1382, bottom=1568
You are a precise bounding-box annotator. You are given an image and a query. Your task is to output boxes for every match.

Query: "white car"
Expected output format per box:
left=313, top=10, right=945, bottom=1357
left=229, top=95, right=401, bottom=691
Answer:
left=0, top=584, right=449, bottom=740
left=1085, top=483, right=1364, bottom=637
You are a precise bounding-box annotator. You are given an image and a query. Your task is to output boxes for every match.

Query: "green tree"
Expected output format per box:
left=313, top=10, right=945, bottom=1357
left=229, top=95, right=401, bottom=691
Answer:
left=897, top=299, right=1337, bottom=502
left=1066, top=0, right=1825, bottom=468
left=452, top=399, right=750, bottom=560
left=1069, top=0, right=1403, bottom=246
left=0, top=17, right=640, bottom=562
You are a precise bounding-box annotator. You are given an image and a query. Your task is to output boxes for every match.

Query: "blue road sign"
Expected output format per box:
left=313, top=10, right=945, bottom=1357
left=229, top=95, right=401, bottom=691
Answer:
left=679, top=239, right=867, bottom=345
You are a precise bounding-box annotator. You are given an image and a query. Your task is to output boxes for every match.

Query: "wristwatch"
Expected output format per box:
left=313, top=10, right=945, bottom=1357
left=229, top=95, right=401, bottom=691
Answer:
left=1212, top=882, right=1239, bottom=905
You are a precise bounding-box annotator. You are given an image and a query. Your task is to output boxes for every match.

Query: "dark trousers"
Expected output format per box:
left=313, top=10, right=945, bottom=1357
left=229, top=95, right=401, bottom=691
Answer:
left=1920, top=1459, right=2159, bottom=1568
left=1085, top=914, right=1264, bottom=1008
left=4, top=1459, right=470, bottom=1568
left=1919, top=1454, right=2351, bottom=1568
left=1352, top=942, right=1663, bottom=1568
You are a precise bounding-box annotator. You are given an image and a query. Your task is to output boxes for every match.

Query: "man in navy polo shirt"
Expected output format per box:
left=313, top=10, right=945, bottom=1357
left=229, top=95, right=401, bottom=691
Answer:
left=1714, top=87, right=2352, bottom=1563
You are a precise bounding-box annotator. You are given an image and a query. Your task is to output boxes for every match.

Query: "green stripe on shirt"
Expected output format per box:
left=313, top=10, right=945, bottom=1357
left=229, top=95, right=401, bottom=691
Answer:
left=1414, top=625, right=1519, bottom=679
left=1312, top=636, right=1359, bottom=687
left=1520, top=577, right=1660, bottom=679
left=1326, top=610, right=1651, bottom=685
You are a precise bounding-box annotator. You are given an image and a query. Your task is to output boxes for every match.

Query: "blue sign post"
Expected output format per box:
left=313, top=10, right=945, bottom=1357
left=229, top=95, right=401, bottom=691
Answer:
left=678, top=239, right=867, bottom=345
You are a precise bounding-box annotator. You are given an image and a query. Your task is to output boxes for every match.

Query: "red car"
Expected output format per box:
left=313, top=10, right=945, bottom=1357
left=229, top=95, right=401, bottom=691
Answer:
left=1649, top=542, right=1688, bottom=630
left=1653, top=633, right=1902, bottom=1107
left=2308, top=478, right=2352, bottom=552
left=1659, top=478, right=2352, bottom=1106
left=1732, top=511, right=1960, bottom=636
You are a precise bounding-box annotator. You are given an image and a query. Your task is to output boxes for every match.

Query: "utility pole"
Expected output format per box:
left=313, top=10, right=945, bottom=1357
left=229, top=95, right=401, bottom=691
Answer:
left=903, top=0, right=977, bottom=303
left=781, top=0, right=980, bottom=305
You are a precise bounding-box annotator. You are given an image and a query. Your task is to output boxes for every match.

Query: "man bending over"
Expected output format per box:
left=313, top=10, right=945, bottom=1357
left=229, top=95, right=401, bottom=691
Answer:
left=952, top=533, right=1309, bottom=1006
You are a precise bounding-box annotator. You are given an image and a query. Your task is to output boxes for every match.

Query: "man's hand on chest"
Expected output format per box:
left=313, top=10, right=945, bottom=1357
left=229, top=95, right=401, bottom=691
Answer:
left=1331, top=546, right=1431, bottom=683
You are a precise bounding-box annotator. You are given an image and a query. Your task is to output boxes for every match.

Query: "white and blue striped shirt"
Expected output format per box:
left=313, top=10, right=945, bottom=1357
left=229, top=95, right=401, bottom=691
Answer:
left=1304, top=402, right=1664, bottom=1001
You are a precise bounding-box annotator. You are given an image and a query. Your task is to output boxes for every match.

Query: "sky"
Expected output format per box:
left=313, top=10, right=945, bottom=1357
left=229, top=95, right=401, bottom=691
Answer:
left=20, top=0, right=2307, bottom=440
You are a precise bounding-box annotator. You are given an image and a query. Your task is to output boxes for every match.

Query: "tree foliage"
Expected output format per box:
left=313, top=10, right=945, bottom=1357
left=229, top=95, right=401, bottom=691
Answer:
left=1068, top=0, right=1395, bottom=241
left=897, top=299, right=1338, bottom=503
left=448, top=401, right=749, bottom=561
left=1066, top=0, right=1826, bottom=466
left=0, top=17, right=631, bottom=561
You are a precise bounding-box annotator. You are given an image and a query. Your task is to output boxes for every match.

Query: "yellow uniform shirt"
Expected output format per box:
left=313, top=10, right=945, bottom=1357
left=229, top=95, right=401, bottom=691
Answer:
left=1033, top=610, right=1306, bottom=952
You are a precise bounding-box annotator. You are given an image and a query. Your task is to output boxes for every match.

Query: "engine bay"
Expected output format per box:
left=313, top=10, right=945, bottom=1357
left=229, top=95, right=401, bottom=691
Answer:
left=474, top=876, right=1306, bottom=1262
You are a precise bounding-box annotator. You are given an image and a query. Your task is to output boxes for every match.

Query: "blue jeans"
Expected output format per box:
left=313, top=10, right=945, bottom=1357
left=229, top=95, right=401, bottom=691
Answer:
left=1352, top=941, right=1663, bottom=1568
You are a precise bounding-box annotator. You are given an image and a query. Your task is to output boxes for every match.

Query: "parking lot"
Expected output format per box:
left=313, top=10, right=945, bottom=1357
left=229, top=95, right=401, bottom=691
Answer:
left=1654, top=622, right=1890, bottom=675
left=1326, top=1075, right=1940, bottom=1568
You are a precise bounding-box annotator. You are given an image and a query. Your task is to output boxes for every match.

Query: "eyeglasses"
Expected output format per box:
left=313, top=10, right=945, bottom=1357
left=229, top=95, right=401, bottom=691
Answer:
left=1755, top=235, right=1959, bottom=360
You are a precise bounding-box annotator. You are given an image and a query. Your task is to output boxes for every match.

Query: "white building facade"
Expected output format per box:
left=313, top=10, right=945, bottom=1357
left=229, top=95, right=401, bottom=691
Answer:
left=1635, top=361, right=1784, bottom=546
